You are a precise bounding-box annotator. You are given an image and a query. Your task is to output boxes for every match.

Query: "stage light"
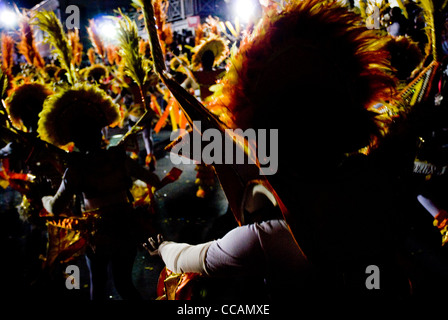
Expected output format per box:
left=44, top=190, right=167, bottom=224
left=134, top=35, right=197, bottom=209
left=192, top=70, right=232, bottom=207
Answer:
left=233, top=0, right=257, bottom=23
left=95, top=17, right=118, bottom=44
left=0, top=8, right=18, bottom=28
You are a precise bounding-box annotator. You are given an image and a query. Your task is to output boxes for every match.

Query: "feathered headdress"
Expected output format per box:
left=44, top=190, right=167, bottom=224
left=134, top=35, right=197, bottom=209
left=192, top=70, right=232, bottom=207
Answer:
left=85, top=64, right=109, bottom=83
left=37, top=84, right=120, bottom=148
left=385, top=35, right=424, bottom=83
left=6, top=82, right=53, bottom=132
left=206, top=0, right=398, bottom=231
left=208, top=0, right=397, bottom=152
left=191, top=35, right=229, bottom=71
left=43, top=64, right=60, bottom=82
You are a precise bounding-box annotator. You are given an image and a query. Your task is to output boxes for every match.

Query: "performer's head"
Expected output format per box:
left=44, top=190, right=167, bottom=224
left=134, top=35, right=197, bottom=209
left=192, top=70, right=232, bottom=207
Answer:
left=37, top=84, right=120, bottom=152
left=201, top=50, right=215, bottom=71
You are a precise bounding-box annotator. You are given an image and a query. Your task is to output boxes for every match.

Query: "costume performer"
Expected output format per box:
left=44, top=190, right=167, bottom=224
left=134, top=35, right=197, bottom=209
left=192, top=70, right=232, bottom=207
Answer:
left=0, top=82, right=64, bottom=291
left=190, top=35, right=228, bottom=102
left=189, top=36, right=228, bottom=198
left=38, top=84, right=163, bottom=300
left=0, top=82, right=63, bottom=220
left=145, top=0, right=414, bottom=300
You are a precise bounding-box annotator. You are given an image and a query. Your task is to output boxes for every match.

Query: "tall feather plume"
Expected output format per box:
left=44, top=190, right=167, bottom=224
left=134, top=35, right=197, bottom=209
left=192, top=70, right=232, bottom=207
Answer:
left=195, top=24, right=204, bottom=46
left=87, top=47, right=96, bottom=66
left=1, top=33, right=15, bottom=78
left=68, top=29, right=83, bottom=67
left=32, top=10, right=76, bottom=84
left=0, top=67, right=8, bottom=100
left=17, top=14, right=45, bottom=70
left=0, top=67, right=10, bottom=131
left=86, top=19, right=106, bottom=62
left=113, top=9, right=152, bottom=104
left=106, top=44, right=121, bottom=65
left=139, top=39, right=151, bottom=58
left=419, top=0, right=438, bottom=61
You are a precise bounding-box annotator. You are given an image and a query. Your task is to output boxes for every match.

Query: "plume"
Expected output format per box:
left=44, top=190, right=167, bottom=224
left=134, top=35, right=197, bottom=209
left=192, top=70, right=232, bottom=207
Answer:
left=419, top=0, right=438, bottom=61
left=204, top=16, right=221, bottom=37
left=0, top=67, right=8, bottom=100
left=106, top=44, right=121, bottom=65
left=195, top=24, right=204, bottom=46
left=68, top=29, right=83, bottom=67
left=32, top=10, right=76, bottom=84
left=139, top=39, right=151, bottom=58
left=86, top=19, right=106, bottom=61
left=87, top=47, right=96, bottom=66
left=17, top=16, right=45, bottom=70
left=113, top=9, right=152, bottom=99
left=1, top=33, right=15, bottom=77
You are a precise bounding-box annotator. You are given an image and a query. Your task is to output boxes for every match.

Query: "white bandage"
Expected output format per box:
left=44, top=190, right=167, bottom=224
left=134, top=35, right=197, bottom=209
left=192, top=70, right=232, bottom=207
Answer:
left=41, top=196, right=55, bottom=214
left=158, top=241, right=214, bottom=275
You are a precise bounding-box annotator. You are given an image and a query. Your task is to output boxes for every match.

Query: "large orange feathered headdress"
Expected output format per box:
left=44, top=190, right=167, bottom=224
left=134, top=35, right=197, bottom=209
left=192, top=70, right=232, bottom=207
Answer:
left=208, top=0, right=397, bottom=154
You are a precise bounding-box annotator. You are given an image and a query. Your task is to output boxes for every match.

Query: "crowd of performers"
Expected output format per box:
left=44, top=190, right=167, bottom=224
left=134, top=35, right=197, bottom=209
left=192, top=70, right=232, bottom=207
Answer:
left=2, top=0, right=448, bottom=301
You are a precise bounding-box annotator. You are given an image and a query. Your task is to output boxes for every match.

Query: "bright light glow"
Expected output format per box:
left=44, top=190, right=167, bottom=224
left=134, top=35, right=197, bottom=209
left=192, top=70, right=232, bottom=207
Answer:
left=233, top=0, right=256, bottom=23
left=96, top=18, right=118, bottom=44
left=0, top=8, right=18, bottom=28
